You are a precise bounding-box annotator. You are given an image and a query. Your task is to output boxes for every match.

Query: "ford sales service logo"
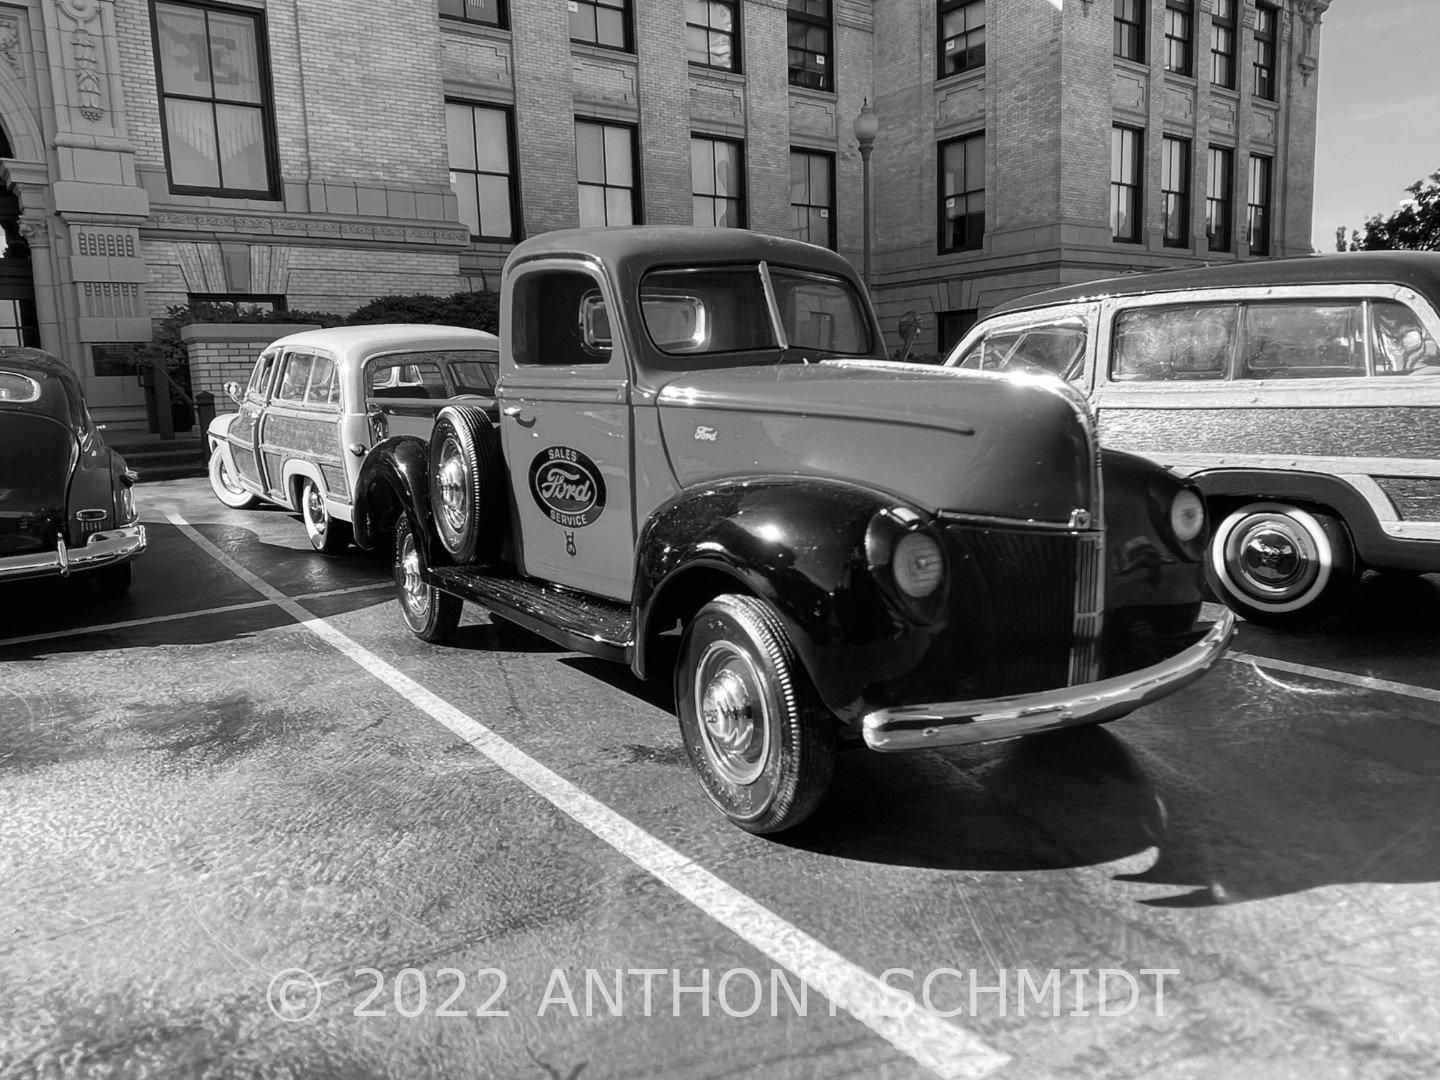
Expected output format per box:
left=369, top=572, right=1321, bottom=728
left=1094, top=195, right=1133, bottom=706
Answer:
left=529, top=447, right=606, bottom=528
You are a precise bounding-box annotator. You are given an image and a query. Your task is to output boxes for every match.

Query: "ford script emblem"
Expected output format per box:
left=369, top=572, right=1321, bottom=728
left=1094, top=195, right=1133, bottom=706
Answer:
left=529, top=446, right=606, bottom=528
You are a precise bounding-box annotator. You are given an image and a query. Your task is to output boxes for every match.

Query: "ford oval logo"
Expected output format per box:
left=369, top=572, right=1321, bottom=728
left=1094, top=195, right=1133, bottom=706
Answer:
left=529, top=446, right=606, bottom=528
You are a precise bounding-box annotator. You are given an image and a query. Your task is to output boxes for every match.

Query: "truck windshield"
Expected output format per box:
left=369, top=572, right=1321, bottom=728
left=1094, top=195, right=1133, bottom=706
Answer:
left=639, top=263, right=873, bottom=367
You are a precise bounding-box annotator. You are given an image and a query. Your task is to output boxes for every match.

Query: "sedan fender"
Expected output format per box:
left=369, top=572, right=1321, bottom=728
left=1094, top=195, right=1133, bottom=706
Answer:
left=352, top=435, right=436, bottom=557
left=632, top=477, right=946, bottom=724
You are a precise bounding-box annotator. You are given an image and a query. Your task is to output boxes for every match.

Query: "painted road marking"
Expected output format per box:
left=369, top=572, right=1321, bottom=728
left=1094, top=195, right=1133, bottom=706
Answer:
left=165, top=510, right=1008, bottom=1080
left=1228, top=652, right=1440, bottom=712
left=0, top=583, right=389, bottom=649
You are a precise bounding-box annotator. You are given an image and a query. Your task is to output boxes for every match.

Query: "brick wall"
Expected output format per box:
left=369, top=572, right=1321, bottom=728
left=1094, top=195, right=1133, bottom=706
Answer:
left=180, top=323, right=321, bottom=411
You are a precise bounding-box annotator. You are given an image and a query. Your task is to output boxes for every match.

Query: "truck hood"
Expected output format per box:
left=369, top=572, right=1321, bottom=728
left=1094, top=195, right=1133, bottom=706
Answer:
left=655, top=360, right=1093, bottom=521
left=0, top=411, right=76, bottom=556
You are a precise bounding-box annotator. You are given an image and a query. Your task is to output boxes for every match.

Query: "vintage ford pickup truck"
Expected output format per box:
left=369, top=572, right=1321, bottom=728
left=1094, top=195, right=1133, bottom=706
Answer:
left=348, top=227, right=1236, bottom=833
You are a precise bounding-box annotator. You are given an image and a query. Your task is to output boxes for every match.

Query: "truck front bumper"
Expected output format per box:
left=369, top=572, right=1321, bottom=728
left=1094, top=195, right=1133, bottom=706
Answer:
left=862, top=610, right=1236, bottom=751
left=0, top=525, right=147, bottom=583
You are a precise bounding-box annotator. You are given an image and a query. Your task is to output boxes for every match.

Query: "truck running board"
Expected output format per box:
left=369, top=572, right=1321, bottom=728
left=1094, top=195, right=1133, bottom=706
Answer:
left=429, top=567, right=634, bottom=664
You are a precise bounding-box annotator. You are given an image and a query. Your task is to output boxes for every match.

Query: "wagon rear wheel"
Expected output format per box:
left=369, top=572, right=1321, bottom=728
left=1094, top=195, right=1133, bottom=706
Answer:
left=300, top=476, right=351, bottom=555
left=428, top=405, right=506, bottom=566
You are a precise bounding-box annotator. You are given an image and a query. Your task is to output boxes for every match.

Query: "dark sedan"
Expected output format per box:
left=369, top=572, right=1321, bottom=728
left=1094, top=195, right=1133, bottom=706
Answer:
left=0, top=348, right=144, bottom=593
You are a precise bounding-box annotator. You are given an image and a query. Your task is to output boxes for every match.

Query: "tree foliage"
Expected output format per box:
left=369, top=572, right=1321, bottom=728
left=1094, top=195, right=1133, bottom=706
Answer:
left=1342, top=170, right=1440, bottom=251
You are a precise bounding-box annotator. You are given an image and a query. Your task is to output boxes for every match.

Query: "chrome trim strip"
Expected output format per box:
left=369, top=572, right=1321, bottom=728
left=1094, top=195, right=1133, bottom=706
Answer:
left=0, top=525, right=146, bottom=582
left=863, top=612, right=1236, bottom=751
left=936, top=510, right=1092, bottom=532
left=1158, top=452, right=1440, bottom=479
left=757, top=260, right=789, bottom=352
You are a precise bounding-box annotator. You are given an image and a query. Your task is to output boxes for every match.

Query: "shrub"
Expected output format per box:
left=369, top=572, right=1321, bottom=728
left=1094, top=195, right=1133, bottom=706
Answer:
left=343, top=290, right=500, bottom=332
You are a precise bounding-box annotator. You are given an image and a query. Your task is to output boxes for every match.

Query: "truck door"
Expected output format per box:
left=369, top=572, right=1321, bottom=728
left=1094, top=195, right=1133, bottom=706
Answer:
left=499, top=260, right=635, bottom=602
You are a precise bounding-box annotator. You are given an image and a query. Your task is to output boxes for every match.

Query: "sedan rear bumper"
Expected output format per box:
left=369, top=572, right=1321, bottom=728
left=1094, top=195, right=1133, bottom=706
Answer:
left=0, top=525, right=146, bottom=582
left=862, top=611, right=1236, bottom=751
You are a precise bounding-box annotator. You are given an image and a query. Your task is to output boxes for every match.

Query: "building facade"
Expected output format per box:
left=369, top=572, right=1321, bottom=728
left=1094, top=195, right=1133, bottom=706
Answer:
left=0, top=0, right=1329, bottom=427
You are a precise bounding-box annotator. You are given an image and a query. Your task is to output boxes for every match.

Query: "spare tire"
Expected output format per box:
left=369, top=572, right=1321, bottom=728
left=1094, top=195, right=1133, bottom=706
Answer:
left=428, top=404, right=506, bottom=565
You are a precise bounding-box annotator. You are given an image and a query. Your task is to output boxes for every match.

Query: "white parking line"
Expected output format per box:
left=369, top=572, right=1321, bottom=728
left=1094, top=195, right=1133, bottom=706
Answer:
left=0, top=583, right=389, bottom=649
left=1227, top=651, right=1440, bottom=712
left=164, top=510, right=1009, bottom=1080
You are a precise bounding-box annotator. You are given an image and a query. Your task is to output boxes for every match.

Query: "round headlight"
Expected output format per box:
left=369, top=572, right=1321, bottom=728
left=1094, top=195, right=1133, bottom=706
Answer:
left=893, top=532, right=944, bottom=598
left=1170, top=488, right=1206, bottom=544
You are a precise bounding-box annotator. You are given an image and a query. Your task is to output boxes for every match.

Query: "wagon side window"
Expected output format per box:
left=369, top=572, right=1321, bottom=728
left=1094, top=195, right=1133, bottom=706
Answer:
left=304, top=356, right=340, bottom=407
left=275, top=352, right=315, bottom=402
left=1112, top=304, right=1237, bottom=381
left=1240, top=301, right=1366, bottom=380
left=368, top=359, right=449, bottom=399
left=956, top=318, right=1087, bottom=382
left=1370, top=300, right=1440, bottom=376
left=247, top=353, right=278, bottom=399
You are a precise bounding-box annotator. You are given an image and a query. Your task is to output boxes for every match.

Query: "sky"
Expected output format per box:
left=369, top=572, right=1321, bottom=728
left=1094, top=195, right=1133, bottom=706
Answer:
left=1311, top=0, right=1440, bottom=250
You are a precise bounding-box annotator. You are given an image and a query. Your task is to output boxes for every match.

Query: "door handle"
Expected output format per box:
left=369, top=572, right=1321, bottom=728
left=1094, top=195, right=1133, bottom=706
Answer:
left=503, top=406, right=536, bottom=427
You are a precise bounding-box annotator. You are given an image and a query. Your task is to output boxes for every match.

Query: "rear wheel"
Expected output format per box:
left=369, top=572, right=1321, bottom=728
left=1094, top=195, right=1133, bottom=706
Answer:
left=300, top=477, right=351, bottom=555
left=395, top=514, right=461, bottom=643
left=429, top=405, right=506, bottom=566
left=675, top=594, right=836, bottom=835
left=208, top=447, right=259, bottom=509
left=1206, top=502, right=1357, bottom=628
left=93, top=562, right=132, bottom=598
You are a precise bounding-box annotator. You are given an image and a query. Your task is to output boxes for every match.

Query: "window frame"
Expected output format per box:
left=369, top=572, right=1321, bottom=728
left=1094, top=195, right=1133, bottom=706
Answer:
left=446, top=98, right=521, bottom=243
left=1161, top=134, right=1191, bottom=249
left=1164, top=0, right=1194, bottom=77
left=569, top=0, right=632, bottom=52
left=575, top=118, right=641, bottom=228
left=1253, top=2, right=1278, bottom=100
left=686, top=0, right=741, bottom=73
left=1210, top=0, right=1236, bottom=88
left=438, top=0, right=507, bottom=29
left=788, top=147, right=836, bottom=249
left=1111, top=124, right=1143, bottom=244
left=787, top=0, right=834, bottom=93
left=187, top=292, right=287, bottom=313
left=1206, top=144, right=1235, bottom=253
left=690, top=134, right=747, bottom=229
left=937, top=0, right=986, bottom=79
left=937, top=131, right=986, bottom=255
left=1247, top=153, right=1273, bottom=256
left=149, top=0, right=281, bottom=199
left=1113, top=0, right=1144, bottom=62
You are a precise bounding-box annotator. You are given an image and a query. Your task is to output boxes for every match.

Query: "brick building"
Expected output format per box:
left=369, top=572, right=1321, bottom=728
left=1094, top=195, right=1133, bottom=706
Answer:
left=0, top=0, right=1330, bottom=427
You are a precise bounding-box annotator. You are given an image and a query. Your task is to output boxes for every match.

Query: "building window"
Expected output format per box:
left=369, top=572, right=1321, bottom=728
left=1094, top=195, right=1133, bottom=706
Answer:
left=788, top=149, right=835, bottom=248
left=577, top=120, right=638, bottom=227
left=938, top=133, right=985, bottom=253
left=1111, top=126, right=1142, bottom=243
left=1206, top=145, right=1234, bottom=252
left=687, top=0, right=739, bottom=71
left=1161, top=135, right=1190, bottom=248
left=0, top=299, right=39, bottom=347
left=787, top=0, right=832, bottom=92
left=1253, top=3, right=1278, bottom=100
left=1210, top=0, right=1236, bottom=88
left=1247, top=154, right=1273, bottom=256
left=188, top=293, right=286, bottom=313
left=1114, top=0, right=1144, bottom=62
left=438, top=0, right=506, bottom=28
left=570, top=0, right=630, bottom=51
left=151, top=0, right=277, bottom=197
left=938, top=309, right=978, bottom=358
left=447, top=101, right=518, bottom=242
left=938, top=0, right=985, bottom=78
left=1164, top=0, right=1193, bottom=76
left=691, top=135, right=745, bottom=228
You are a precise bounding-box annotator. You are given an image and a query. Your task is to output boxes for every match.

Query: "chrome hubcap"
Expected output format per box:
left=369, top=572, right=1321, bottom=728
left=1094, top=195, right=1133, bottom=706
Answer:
left=1225, top=513, right=1321, bottom=603
left=694, top=643, right=769, bottom=786
left=399, top=532, right=427, bottom=613
left=218, top=459, right=243, bottom=494
left=437, top=437, right=469, bottom=534
left=304, top=484, right=326, bottom=537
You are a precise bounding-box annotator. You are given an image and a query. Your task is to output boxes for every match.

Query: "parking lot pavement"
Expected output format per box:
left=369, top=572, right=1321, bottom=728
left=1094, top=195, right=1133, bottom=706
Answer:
left=3, top=477, right=1439, bottom=1080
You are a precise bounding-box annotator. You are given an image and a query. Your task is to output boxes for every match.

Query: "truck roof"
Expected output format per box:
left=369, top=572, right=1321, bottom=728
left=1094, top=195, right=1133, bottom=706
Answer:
left=507, top=226, right=860, bottom=281
left=989, top=251, right=1440, bottom=318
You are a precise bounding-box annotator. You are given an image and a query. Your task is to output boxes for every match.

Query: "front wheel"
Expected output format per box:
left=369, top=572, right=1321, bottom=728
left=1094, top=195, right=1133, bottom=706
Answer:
left=675, top=594, right=836, bottom=835
left=208, top=447, right=259, bottom=509
left=1206, top=502, right=1358, bottom=628
left=299, top=477, right=351, bottom=555
left=395, top=515, right=461, bottom=643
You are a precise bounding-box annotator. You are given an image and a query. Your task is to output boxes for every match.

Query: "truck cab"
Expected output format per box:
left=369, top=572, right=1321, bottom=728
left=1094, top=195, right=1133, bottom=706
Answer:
left=352, top=227, right=1235, bottom=835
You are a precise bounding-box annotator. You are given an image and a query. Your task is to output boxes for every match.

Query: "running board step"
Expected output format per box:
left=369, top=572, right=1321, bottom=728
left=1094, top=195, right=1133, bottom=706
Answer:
left=429, top=567, right=634, bottom=663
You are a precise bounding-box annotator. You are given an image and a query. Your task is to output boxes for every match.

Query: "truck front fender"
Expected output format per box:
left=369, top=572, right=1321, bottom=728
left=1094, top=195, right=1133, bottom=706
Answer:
left=352, top=435, right=434, bottom=556
left=632, top=477, right=940, bottom=723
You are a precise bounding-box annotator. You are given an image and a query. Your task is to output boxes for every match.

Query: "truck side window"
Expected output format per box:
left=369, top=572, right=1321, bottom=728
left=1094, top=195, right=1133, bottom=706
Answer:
left=1241, top=301, right=1365, bottom=379
left=1112, top=304, right=1237, bottom=381
left=1371, top=300, right=1440, bottom=376
left=514, top=270, right=612, bottom=367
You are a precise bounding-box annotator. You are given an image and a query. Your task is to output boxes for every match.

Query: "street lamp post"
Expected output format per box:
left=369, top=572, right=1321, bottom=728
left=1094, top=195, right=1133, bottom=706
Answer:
left=853, top=99, right=878, bottom=286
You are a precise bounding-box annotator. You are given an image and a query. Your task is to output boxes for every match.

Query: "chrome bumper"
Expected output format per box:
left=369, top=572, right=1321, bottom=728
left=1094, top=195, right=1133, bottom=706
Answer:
left=863, top=611, right=1237, bottom=751
left=0, top=525, right=147, bottom=582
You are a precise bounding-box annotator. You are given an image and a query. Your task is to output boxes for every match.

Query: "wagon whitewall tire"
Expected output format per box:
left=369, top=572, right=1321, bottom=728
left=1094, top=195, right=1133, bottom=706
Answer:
left=299, top=476, right=351, bottom=554
left=208, top=446, right=259, bottom=509
left=1206, top=502, right=1357, bottom=628
left=675, top=594, right=836, bottom=835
